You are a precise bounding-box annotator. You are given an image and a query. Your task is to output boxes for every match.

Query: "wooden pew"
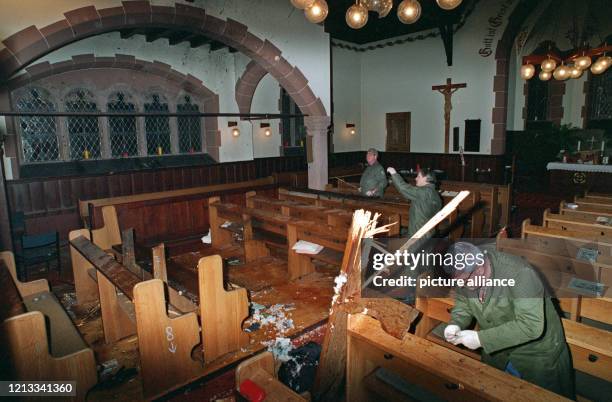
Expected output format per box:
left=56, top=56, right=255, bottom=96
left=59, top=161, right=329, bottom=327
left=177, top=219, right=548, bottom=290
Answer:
left=583, top=191, right=612, bottom=201
left=0, top=251, right=97, bottom=401
left=543, top=208, right=612, bottom=238
left=208, top=198, right=244, bottom=250
left=133, top=254, right=248, bottom=399
left=522, top=219, right=612, bottom=252
left=347, top=313, right=568, bottom=402
left=559, top=200, right=612, bottom=221
left=574, top=196, right=612, bottom=212
left=235, top=352, right=307, bottom=402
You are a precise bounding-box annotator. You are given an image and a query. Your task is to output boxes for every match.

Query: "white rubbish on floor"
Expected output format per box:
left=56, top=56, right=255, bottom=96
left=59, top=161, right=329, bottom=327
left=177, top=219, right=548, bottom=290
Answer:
left=292, top=240, right=323, bottom=255
left=201, top=230, right=211, bottom=244
left=221, top=221, right=233, bottom=228
left=262, top=337, right=294, bottom=362
left=248, top=302, right=296, bottom=336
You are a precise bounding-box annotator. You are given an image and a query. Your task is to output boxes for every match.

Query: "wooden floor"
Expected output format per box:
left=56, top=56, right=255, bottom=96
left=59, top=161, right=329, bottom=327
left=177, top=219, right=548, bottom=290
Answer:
left=41, top=241, right=334, bottom=401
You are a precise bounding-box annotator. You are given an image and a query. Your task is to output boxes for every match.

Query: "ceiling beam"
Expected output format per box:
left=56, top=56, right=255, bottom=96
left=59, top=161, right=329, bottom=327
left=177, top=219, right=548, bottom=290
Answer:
left=438, top=22, right=454, bottom=66
left=209, top=41, right=227, bottom=52
left=120, top=28, right=140, bottom=39
left=168, top=31, right=198, bottom=46
left=146, top=28, right=174, bottom=43
left=189, top=36, right=212, bottom=48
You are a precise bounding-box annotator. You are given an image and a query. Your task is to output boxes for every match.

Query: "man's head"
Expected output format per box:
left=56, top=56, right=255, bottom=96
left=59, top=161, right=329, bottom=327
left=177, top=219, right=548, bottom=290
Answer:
left=366, top=148, right=378, bottom=166
left=415, top=168, right=436, bottom=187
left=445, top=242, right=489, bottom=290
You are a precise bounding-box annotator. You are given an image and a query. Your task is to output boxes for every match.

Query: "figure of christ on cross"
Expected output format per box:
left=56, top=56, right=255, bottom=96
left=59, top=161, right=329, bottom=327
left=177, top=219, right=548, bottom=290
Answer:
left=432, top=78, right=466, bottom=153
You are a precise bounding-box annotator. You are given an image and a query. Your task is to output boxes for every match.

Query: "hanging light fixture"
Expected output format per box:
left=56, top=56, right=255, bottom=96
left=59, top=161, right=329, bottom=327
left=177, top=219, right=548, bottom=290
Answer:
left=378, top=0, right=393, bottom=17
left=346, top=1, right=369, bottom=29
left=553, top=64, right=570, bottom=80
left=291, top=0, right=315, bottom=9
left=436, top=0, right=463, bottom=11
left=541, top=57, right=557, bottom=72
left=293, top=0, right=459, bottom=27
left=569, top=66, right=583, bottom=79
left=520, top=63, right=536, bottom=80
left=397, top=0, right=421, bottom=25
left=304, top=0, right=328, bottom=24
left=539, top=70, right=552, bottom=81
left=574, top=55, right=592, bottom=70
left=592, top=55, right=611, bottom=73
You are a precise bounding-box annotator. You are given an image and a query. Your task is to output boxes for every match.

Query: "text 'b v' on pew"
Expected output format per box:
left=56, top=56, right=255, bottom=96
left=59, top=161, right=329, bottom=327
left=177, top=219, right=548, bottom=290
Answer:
left=0, top=251, right=97, bottom=402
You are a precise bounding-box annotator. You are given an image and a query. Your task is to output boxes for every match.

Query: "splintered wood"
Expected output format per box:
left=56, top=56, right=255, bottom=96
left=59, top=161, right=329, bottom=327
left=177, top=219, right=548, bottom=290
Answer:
left=313, top=210, right=419, bottom=402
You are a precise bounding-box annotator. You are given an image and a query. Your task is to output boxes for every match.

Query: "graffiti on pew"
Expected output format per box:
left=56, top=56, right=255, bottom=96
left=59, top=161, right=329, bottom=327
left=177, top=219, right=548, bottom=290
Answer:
left=165, top=326, right=177, bottom=354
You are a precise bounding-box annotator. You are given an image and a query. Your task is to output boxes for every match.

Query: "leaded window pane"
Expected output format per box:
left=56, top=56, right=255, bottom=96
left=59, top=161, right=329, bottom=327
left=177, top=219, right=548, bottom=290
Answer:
left=144, top=94, right=171, bottom=155
left=588, top=70, right=611, bottom=121
left=16, top=88, right=59, bottom=162
left=108, top=92, right=138, bottom=157
left=177, top=96, right=202, bottom=153
left=65, top=90, right=101, bottom=160
left=526, top=77, right=549, bottom=122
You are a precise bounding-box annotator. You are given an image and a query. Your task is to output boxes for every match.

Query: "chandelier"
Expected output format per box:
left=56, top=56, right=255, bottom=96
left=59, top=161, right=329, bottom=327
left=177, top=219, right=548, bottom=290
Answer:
left=290, top=0, right=463, bottom=29
left=520, top=44, right=611, bottom=81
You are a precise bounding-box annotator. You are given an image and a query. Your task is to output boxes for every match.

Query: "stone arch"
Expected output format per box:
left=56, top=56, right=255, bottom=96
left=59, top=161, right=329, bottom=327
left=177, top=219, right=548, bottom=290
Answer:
left=235, top=60, right=268, bottom=116
left=5, top=54, right=221, bottom=160
left=0, top=1, right=327, bottom=118
left=490, top=1, right=540, bottom=154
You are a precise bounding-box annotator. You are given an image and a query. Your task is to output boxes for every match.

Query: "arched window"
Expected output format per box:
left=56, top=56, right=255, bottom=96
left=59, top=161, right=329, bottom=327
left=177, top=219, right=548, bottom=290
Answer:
left=107, top=92, right=138, bottom=157
left=65, top=89, right=101, bottom=160
left=586, top=69, right=611, bottom=129
left=16, top=88, right=59, bottom=162
left=144, top=94, right=171, bottom=155
left=177, top=95, right=202, bottom=153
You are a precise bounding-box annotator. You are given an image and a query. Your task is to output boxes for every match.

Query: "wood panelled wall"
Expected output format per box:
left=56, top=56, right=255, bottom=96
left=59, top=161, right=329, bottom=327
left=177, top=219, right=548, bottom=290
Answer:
left=6, top=156, right=305, bottom=241
left=5, top=152, right=505, bottom=244
left=330, top=152, right=509, bottom=184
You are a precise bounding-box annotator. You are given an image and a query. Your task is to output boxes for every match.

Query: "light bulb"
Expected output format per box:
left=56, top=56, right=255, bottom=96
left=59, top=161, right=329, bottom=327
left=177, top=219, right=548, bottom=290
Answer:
left=291, top=0, right=315, bottom=9
left=553, top=64, right=570, bottom=80
left=363, top=0, right=383, bottom=12
left=232, top=128, right=240, bottom=137
left=595, top=55, right=611, bottom=70
left=346, top=2, right=369, bottom=29
left=574, top=55, right=591, bottom=70
left=397, top=0, right=421, bottom=24
left=305, top=0, right=328, bottom=23
left=436, top=0, right=463, bottom=10
left=520, top=64, right=535, bottom=80
left=569, top=66, right=583, bottom=79
left=264, top=128, right=271, bottom=137
left=541, top=58, right=556, bottom=72
left=350, top=128, right=356, bottom=135
left=378, top=0, right=393, bottom=17
left=539, top=70, right=552, bottom=81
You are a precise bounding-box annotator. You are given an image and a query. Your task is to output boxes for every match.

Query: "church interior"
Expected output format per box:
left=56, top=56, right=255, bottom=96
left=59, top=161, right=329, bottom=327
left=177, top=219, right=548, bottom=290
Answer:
left=0, top=0, right=611, bottom=401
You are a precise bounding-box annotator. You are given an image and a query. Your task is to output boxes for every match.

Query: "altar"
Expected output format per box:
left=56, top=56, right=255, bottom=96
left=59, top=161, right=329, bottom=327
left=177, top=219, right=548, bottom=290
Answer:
left=547, top=162, right=612, bottom=196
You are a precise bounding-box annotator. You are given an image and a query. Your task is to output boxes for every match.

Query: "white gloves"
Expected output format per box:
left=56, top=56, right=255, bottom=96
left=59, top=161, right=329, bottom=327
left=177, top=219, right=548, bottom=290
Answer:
left=444, top=326, right=481, bottom=350
left=366, top=188, right=378, bottom=196
left=444, top=325, right=460, bottom=342
left=386, top=167, right=397, bottom=175
left=454, top=330, right=481, bottom=350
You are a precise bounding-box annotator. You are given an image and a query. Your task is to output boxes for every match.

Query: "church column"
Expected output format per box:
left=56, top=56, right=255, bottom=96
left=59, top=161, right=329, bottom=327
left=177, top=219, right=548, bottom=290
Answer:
left=304, top=116, right=331, bottom=190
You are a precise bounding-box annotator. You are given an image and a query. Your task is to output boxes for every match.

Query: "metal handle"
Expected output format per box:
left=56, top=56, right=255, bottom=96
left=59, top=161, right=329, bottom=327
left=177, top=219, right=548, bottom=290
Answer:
left=383, top=353, right=394, bottom=360
left=588, top=354, right=598, bottom=362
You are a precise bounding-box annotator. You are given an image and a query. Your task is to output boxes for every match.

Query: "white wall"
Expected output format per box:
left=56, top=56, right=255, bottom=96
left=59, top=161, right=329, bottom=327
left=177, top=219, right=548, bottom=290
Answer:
left=0, top=0, right=331, bottom=162
left=332, top=0, right=518, bottom=154
left=251, top=74, right=282, bottom=158
left=331, top=47, right=362, bottom=152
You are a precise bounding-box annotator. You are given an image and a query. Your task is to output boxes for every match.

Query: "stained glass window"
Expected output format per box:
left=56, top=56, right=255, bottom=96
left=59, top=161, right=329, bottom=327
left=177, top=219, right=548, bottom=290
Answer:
left=177, top=95, right=202, bottom=153
left=108, top=92, right=138, bottom=157
left=144, top=94, right=171, bottom=155
left=16, top=88, right=59, bottom=162
left=65, top=89, right=101, bottom=160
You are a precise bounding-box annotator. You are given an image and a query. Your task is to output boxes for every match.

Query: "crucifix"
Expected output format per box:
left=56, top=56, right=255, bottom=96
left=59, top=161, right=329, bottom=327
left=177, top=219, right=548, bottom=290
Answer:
left=432, top=78, right=466, bottom=153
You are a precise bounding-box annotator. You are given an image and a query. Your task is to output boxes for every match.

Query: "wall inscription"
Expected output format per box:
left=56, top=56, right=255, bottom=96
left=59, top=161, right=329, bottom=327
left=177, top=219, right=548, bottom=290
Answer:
left=478, top=0, right=515, bottom=57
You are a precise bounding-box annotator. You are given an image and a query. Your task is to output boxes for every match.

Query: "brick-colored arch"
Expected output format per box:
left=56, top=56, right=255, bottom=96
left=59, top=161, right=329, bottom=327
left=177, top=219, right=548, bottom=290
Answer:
left=0, top=1, right=327, bottom=118
left=490, top=1, right=540, bottom=154
left=5, top=53, right=222, bottom=160
left=235, top=60, right=268, bottom=116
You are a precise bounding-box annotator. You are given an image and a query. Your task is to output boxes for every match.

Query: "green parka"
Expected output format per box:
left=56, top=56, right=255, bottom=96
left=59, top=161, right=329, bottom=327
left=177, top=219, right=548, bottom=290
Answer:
left=449, top=247, right=575, bottom=399
left=359, top=162, right=387, bottom=197
left=390, top=173, right=442, bottom=237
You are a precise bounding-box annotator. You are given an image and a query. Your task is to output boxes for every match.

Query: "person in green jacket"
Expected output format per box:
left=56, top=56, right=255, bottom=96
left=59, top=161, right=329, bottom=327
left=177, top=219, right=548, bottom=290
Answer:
left=359, top=148, right=387, bottom=197
left=386, top=167, right=442, bottom=238
left=443, top=242, right=575, bottom=399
